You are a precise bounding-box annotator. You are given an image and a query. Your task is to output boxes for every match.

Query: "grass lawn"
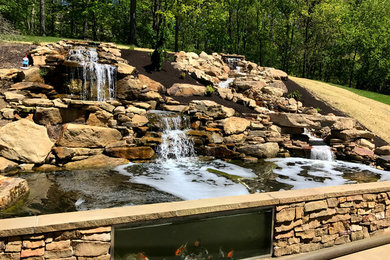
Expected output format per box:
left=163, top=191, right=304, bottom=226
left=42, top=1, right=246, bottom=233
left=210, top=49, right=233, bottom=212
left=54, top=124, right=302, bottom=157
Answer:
left=310, top=79, right=390, bottom=106
left=0, top=34, right=158, bottom=53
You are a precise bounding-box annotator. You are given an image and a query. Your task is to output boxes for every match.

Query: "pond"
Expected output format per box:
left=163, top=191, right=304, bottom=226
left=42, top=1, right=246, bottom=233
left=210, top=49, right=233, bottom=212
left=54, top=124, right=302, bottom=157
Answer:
left=2, top=157, right=389, bottom=219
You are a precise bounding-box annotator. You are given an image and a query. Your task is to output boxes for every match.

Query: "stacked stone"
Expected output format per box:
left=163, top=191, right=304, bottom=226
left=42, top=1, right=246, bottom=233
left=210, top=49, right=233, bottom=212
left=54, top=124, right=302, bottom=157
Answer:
left=273, top=192, right=390, bottom=257
left=0, top=227, right=111, bottom=260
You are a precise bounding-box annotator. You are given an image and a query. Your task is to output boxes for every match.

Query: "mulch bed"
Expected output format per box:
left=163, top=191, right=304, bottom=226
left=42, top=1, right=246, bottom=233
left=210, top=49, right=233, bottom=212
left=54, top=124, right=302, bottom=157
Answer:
left=285, top=79, right=347, bottom=117
left=0, top=42, right=37, bottom=69
left=121, top=49, right=200, bottom=88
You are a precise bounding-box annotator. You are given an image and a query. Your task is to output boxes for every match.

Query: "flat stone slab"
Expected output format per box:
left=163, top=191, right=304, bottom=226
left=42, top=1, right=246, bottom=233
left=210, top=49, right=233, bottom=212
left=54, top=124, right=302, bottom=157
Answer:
left=0, top=175, right=29, bottom=210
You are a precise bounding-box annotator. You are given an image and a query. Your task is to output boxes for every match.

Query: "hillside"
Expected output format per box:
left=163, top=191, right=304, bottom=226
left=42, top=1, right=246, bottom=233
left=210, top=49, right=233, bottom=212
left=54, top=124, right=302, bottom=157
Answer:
left=290, top=76, right=390, bottom=144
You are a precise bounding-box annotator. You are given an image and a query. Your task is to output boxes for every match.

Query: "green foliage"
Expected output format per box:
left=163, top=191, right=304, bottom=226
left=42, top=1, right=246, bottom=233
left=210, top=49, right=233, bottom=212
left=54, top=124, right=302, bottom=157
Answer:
left=206, top=85, right=215, bottom=96
left=39, top=68, right=48, bottom=77
left=287, top=90, right=302, bottom=100
left=128, top=44, right=135, bottom=51
left=315, top=107, right=321, bottom=112
left=1, top=0, right=389, bottom=95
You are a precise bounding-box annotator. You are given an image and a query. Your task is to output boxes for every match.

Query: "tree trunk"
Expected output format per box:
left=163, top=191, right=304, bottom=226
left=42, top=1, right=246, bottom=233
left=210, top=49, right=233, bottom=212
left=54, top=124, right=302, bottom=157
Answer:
left=129, top=0, right=137, bottom=45
left=40, top=0, right=46, bottom=36
left=349, top=47, right=358, bottom=88
left=174, top=15, right=179, bottom=52
left=50, top=0, right=55, bottom=35
left=92, top=12, right=97, bottom=41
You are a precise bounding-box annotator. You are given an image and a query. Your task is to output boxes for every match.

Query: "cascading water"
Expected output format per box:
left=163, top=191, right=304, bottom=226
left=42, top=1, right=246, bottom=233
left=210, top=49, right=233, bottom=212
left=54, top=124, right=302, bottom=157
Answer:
left=115, top=114, right=254, bottom=200
left=67, top=48, right=117, bottom=101
left=304, top=129, right=334, bottom=161
left=157, top=116, right=195, bottom=161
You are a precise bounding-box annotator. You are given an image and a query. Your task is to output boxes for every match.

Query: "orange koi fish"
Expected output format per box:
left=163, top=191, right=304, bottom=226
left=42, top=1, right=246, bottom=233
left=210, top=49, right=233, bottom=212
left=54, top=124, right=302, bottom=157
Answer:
left=175, top=243, right=187, bottom=256
left=227, top=250, right=234, bottom=258
left=136, top=252, right=148, bottom=260
left=194, top=239, right=200, bottom=247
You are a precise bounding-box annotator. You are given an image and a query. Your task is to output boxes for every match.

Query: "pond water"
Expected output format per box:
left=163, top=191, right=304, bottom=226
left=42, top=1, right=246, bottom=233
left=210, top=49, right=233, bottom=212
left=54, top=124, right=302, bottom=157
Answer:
left=2, top=157, right=389, bottom=219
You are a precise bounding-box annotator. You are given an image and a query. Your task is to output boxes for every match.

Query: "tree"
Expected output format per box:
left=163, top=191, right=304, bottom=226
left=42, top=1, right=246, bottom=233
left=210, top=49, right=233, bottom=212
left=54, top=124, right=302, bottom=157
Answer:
left=129, top=0, right=137, bottom=45
left=40, top=0, right=45, bottom=36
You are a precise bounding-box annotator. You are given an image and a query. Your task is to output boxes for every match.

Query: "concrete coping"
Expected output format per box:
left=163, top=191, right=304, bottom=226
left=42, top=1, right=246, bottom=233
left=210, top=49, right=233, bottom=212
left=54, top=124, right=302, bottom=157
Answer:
left=1, top=180, right=390, bottom=238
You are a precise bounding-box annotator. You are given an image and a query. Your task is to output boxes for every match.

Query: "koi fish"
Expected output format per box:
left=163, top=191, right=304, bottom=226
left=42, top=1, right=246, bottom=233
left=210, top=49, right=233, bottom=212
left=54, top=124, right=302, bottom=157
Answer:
left=136, top=252, right=149, bottom=260
left=194, top=240, right=200, bottom=247
left=227, top=250, right=234, bottom=258
left=175, top=243, right=187, bottom=256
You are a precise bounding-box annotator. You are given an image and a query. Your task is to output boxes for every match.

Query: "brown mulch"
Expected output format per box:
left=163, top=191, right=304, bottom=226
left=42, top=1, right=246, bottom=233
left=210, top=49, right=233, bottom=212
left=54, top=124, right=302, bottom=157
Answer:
left=121, top=49, right=200, bottom=89
left=121, top=49, right=255, bottom=114
left=285, top=79, right=347, bottom=117
left=0, top=42, right=37, bottom=69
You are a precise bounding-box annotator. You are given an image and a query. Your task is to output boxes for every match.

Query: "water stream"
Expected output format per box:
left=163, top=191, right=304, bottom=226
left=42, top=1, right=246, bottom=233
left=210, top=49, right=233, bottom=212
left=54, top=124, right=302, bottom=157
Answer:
left=67, top=48, right=117, bottom=101
left=304, top=129, right=334, bottom=161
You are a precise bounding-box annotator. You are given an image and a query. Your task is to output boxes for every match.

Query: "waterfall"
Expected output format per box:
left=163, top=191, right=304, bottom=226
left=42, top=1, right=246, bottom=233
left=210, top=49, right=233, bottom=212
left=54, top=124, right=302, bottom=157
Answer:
left=304, top=129, right=334, bottom=161
left=157, top=116, right=195, bottom=161
left=67, top=48, right=117, bottom=101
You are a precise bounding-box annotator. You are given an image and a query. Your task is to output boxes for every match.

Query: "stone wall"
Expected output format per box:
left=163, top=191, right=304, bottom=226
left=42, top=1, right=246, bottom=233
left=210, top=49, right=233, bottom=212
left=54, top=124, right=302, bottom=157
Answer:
left=274, top=191, right=390, bottom=256
left=0, top=227, right=111, bottom=260
left=2, top=181, right=390, bottom=259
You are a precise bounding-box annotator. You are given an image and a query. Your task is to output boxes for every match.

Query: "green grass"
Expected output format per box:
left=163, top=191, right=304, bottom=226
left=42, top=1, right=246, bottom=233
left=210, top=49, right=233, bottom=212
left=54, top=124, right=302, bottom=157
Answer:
left=315, top=79, right=390, bottom=106
left=0, top=34, right=84, bottom=44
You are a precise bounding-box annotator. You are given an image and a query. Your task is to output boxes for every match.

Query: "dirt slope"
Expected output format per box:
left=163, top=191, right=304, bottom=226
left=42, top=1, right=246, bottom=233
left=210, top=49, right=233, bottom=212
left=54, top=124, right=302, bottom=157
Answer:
left=290, top=76, right=390, bottom=144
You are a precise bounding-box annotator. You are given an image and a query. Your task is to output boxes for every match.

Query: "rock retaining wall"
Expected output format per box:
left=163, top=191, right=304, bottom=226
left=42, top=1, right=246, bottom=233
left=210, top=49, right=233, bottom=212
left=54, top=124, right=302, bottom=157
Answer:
left=0, top=227, right=111, bottom=260
left=2, top=181, right=390, bottom=259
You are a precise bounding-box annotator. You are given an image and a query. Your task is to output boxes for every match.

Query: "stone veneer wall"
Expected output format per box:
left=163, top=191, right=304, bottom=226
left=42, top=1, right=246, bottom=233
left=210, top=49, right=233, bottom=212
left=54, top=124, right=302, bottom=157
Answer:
left=273, top=192, right=390, bottom=256
left=2, top=181, right=390, bottom=259
left=0, top=227, right=111, bottom=260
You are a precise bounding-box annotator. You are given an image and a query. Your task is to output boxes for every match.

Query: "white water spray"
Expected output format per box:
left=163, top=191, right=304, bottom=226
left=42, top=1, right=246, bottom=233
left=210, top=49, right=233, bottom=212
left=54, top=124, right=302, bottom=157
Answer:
left=304, top=129, right=334, bottom=161
left=67, top=48, right=116, bottom=101
left=157, top=116, right=195, bottom=161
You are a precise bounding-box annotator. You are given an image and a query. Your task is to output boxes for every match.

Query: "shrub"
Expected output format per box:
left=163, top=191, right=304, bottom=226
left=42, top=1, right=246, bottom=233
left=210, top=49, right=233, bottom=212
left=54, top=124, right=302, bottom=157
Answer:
left=287, top=90, right=302, bottom=100
left=206, top=85, right=215, bottom=96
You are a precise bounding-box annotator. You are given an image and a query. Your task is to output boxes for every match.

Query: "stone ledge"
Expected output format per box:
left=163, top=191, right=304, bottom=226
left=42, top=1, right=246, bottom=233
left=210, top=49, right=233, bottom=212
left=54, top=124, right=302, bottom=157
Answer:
left=1, top=181, right=390, bottom=238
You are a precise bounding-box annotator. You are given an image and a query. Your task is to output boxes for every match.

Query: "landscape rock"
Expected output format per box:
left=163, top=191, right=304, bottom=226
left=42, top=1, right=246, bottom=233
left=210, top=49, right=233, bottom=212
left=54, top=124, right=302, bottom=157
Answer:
left=237, top=142, right=279, bottom=158
left=167, top=83, right=206, bottom=97
left=0, top=157, right=18, bottom=173
left=223, top=117, right=250, bottom=134
left=375, top=146, right=390, bottom=156
left=189, top=100, right=235, bottom=118
left=23, top=67, right=44, bottom=83
left=57, top=124, right=122, bottom=148
left=10, top=82, right=55, bottom=93
left=116, top=62, right=136, bottom=75
left=0, top=119, right=54, bottom=163
left=138, top=74, right=165, bottom=93
left=34, top=107, right=62, bottom=125
left=64, top=154, right=128, bottom=170
left=105, top=146, right=155, bottom=160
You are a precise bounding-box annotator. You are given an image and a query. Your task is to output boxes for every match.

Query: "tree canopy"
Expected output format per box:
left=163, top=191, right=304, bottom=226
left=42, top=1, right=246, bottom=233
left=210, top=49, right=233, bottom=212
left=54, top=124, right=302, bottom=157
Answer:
left=1, top=0, right=389, bottom=93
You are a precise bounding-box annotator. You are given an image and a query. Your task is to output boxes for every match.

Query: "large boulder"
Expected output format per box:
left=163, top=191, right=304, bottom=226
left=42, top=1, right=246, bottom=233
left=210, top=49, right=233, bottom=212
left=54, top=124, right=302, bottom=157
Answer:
left=34, top=107, right=62, bottom=125
left=0, top=157, right=18, bottom=173
left=189, top=100, right=235, bottom=119
left=116, top=62, right=136, bottom=75
left=0, top=119, right=54, bottom=163
left=0, top=175, right=29, bottom=210
left=23, top=67, right=44, bottom=83
left=237, top=142, right=279, bottom=158
left=223, top=117, right=251, bottom=135
left=57, top=124, right=122, bottom=148
left=138, top=74, right=165, bottom=93
left=10, top=82, right=55, bottom=93
left=105, top=146, right=155, bottom=160
left=167, top=83, right=206, bottom=97
left=116, top=76, right=143, bottom=100
left=64, top=154, right=128, bottom=170
left=336, top=129, right=375, bottom=140
left=263, top=67, right=288, bottom=80
left=262, top=86, right=285, bottom=97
